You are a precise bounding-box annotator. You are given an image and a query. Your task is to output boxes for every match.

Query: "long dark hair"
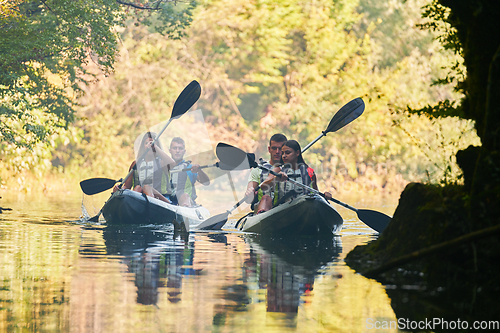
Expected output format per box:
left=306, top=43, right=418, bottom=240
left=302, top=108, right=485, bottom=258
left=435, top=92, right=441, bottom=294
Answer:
left=283, top=140, right=308, bottom=168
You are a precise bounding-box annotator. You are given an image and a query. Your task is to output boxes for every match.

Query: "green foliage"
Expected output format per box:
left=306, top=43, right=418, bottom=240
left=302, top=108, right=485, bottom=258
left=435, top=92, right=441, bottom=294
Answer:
left=0, top=0, right=123, bottom=148
left=0, top=0, right=197, bottom=150
left=128, top=0, right=198, bottom=39
left=356, top=0, right=436, bottom=69
left=0, top=0, right=482, bottom=192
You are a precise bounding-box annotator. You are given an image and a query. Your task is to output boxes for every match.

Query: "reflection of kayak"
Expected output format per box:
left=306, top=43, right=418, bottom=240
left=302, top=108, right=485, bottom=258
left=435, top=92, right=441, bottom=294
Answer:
left=235, top=194, right=343, bottom=236
left=101, top=189, right=210, bottom=226
left=247, top=234, right=342, bottom=270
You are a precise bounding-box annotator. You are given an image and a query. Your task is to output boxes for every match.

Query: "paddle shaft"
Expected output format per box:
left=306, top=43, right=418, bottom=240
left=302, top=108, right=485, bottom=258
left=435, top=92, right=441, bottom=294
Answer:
left=169, top=163, right=217, bottom=174
left=195, top=168, right=273, bottom=230
left=221, top=173, right=277, bottom=217
left=301, top=133, right=325, bottom=153
left=259, top=165, right=359, bottom=213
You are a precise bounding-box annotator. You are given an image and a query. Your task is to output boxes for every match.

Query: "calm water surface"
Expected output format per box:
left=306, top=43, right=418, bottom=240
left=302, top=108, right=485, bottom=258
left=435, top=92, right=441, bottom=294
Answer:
left=0, top=194, right=399, bottom=332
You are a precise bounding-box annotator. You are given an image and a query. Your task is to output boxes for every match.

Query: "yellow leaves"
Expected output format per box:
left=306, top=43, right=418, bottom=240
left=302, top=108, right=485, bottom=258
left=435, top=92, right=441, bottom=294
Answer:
left=0, top=0, right=23, bottom=21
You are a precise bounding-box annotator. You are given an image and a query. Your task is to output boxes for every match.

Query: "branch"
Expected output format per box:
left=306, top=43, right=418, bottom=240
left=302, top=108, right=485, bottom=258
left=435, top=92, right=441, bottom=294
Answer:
left=219, top=80, right=243, bottom=118
left=116, top=0, right=164, bottom=10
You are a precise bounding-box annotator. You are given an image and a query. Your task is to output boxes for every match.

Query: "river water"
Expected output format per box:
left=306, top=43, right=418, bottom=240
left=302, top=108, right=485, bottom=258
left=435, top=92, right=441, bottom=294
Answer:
left=0, top=193, right=399, bottom=332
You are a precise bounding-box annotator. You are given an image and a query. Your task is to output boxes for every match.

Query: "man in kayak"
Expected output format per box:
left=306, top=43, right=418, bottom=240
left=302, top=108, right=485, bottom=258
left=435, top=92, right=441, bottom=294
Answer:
left=113, top=131, right=174, bottom=203
left=167, top=137, right=210, bottom=207
left=244, top=133, right=287, bottom=213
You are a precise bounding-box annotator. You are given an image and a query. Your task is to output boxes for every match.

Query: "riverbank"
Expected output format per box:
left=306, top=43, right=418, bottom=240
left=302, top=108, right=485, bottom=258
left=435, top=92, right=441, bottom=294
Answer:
left=345, top=182, right=500, bottom=326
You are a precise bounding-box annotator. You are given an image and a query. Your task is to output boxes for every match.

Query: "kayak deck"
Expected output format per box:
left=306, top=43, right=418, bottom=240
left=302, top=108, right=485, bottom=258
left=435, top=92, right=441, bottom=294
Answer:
left=101, top=189, right=210, bottom=226
left=234, top=194, right=343, bottom=236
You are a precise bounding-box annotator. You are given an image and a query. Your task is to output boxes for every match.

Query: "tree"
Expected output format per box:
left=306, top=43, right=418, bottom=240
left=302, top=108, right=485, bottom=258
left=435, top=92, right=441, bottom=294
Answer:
left=409, top=0, right=500, bottom=217
left=0, top=0, right=196, bottom=148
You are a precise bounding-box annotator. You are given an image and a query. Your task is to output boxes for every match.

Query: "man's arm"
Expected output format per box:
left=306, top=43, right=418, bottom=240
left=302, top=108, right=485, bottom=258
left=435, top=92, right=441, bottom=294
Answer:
left=147, top=142, right=175, bottom=167
left=244, top=168, right=261, bottom=203
left=191, top=164, right=210, bottom=185
left=244, top=180, right=259, bottom=204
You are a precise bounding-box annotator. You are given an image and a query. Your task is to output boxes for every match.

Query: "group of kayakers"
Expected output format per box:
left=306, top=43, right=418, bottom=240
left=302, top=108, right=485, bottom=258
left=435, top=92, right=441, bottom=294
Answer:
left=113, top=132, right=210, bottom=207
left=115, top=131, right=332, bottom=213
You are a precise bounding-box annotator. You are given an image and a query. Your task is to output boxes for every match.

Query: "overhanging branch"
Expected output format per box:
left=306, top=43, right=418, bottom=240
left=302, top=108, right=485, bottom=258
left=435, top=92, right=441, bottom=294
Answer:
left=116, top=0, right=167, bottom=11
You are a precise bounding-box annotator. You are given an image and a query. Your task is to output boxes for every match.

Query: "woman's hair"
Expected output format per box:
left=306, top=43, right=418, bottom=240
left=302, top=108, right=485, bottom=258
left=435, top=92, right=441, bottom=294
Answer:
left=136, top=131, right=164, bottom=158
left=283, top=140, right=307, bottom=167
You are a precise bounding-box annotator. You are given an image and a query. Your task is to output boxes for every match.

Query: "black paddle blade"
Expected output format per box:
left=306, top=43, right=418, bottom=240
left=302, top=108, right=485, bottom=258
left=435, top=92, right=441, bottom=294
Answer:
left=217, top=158, right=255, bottom=171
left=357, top=209, right=391, bottom=233
left=196, top=212, right=230, bottom=230
left=171, top=80, right=201, bottom=119
left=216, top=142, right=257, bottom=169
left=326, top=97, right=365, bottom=133
left=87, top=212, right=102, bottom=223
left=80, top=178, right=118, bottom=195
left=217, top=161, right=238, bottom=171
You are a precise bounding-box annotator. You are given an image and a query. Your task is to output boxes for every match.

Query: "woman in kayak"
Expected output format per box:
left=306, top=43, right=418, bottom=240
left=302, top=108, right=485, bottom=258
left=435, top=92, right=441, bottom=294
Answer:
left=256, top=140, right=332, bottom=213
left=113, top=132, right=174, bottom=203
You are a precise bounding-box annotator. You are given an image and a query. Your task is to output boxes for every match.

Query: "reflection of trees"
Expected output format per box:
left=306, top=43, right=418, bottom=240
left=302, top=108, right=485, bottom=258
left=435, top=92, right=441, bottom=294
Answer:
left=102, top=225, right=197, bottom=305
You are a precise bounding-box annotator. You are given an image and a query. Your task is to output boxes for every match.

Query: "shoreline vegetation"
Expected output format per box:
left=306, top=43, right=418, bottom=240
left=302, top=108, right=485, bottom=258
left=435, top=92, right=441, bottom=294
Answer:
left=1, top=0, right=479, bottom=200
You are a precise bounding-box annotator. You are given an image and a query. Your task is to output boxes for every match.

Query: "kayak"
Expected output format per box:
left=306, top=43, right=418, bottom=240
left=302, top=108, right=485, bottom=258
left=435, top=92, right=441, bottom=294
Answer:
left=233, top=194, right=343, bottom=236
left=101, top=189, right=210, bottom=228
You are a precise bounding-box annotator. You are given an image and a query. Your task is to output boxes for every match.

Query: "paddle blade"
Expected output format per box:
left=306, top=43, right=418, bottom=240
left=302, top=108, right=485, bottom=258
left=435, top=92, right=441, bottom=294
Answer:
left=196, top=212, right=230, bottom=230
left=80, top=178, right=118, bottom=195
left=357, top=209, right=391, bottom=233
left=171, top=80, right=201, bottom=119
left=326, top=97, right=365, bottom=133
left=88, top=212, right=102, bottom=223
left=217, top=161, right=238, bottom=171
left=216, top=142, right=257, bottom=170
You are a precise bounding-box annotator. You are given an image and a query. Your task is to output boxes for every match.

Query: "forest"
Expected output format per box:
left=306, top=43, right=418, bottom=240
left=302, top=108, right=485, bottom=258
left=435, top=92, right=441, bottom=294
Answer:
left=3, top=0, right=500, bottom=325
left=1, top=0, right=478, bottom=196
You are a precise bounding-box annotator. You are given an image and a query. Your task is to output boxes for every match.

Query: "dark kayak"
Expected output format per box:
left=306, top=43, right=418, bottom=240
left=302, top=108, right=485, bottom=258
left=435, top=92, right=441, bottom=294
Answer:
left=233, top=194, right=343, bottom=236
left=101, top=189, right=210, bottom=230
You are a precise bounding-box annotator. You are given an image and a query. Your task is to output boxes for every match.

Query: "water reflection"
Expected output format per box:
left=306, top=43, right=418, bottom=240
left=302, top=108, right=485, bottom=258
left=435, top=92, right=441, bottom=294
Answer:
left=0, top=195, right=400, bottom=332
left=210, top=234, right=343, bottom=327
left=101, top=224, right=343, bottom=320
left=102, top=225, right=196, bottom=305
left=247, top=235, right=342, bottom=314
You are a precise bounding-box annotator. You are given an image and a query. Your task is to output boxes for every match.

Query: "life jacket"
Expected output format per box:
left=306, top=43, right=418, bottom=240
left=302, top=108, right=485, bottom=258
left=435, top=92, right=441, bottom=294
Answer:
left=132, top=157, right=169, bottom=195
left=170, top=160, right=198, bottom=201
left=276, top=163, right=314, bottom=204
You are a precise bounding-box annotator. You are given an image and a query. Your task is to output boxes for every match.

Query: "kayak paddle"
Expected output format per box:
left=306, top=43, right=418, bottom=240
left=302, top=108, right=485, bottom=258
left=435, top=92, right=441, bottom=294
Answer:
left=208, top=143, right=392, bottom=233
left=197, top=179, right=265, bottom=230
left=302, top=97, right=365, bottom=153
left=80, top=80, right=201, bottom=196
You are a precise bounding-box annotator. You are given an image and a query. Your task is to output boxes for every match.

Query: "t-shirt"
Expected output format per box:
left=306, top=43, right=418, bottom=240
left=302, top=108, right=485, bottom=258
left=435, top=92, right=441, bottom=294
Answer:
left=248, top=167, right=262, bottom=183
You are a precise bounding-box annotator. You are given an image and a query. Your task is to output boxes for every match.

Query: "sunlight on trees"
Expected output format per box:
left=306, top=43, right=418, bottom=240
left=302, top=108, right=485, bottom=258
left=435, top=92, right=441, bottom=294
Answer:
left=0, top=0, right=480, bottom=194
